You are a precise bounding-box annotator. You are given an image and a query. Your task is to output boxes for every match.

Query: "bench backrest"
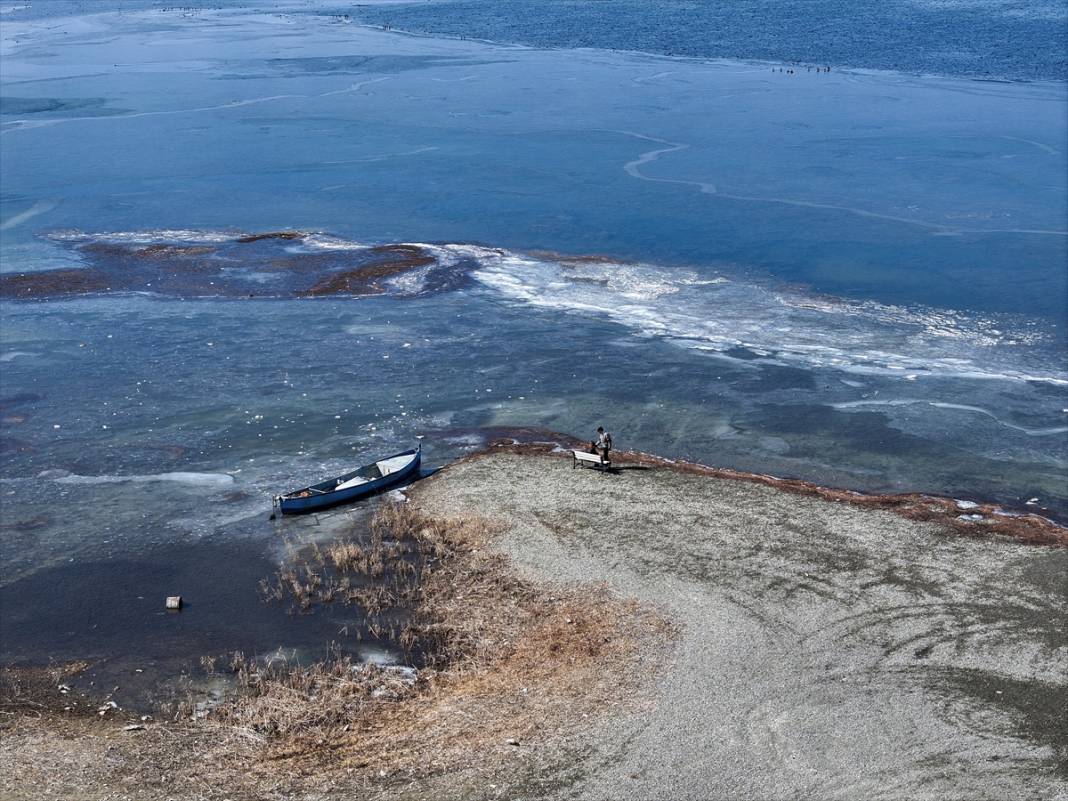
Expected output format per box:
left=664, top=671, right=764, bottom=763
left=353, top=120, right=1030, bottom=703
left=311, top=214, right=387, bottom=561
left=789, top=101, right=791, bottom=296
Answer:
left=573, top=450, right=609, bottom=464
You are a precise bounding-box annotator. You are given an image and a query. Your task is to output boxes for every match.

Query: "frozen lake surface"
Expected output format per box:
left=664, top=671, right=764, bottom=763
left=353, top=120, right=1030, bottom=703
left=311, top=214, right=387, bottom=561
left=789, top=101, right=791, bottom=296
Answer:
left=354, top=0, right=1068, bottom=81
left=0, top=2, right=1065, bottom=686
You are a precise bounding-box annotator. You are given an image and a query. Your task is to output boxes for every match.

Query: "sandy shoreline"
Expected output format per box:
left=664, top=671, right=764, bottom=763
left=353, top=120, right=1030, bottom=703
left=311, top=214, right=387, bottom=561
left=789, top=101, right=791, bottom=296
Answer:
left=409, top=448, right=1066, bottom=799
left=467, top=436, right=1068, bottom=547
left=2, top=447, right=1065, bottom=799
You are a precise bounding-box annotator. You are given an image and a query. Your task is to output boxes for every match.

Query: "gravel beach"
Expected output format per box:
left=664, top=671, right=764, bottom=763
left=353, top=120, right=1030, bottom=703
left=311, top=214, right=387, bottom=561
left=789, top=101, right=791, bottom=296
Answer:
left=412, top=450, right=1067, bottom=800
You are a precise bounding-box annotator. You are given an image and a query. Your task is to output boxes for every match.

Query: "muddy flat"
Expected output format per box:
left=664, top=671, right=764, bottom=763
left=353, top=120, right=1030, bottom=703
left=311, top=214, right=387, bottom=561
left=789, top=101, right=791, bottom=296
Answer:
left=411, top=451, right=1067, bottom=800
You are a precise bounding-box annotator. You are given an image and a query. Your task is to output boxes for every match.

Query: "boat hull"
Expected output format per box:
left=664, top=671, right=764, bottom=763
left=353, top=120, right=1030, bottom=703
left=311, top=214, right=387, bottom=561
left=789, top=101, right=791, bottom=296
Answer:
left=278, top=448, right=421, bottom=515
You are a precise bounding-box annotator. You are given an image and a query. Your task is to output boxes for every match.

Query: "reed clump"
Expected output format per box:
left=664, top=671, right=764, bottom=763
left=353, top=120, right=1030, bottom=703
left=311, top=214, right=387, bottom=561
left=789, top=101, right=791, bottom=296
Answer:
left=260, top=507, right=427, bottom=627
left=210, top=503, right=673, bottom=780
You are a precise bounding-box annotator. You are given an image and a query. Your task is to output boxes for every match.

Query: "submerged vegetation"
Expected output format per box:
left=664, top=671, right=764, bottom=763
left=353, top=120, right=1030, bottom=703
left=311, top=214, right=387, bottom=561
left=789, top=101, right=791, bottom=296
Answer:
left=211, top=503, right=671, bottom=774
left=0, top=502, right=669, bottom=796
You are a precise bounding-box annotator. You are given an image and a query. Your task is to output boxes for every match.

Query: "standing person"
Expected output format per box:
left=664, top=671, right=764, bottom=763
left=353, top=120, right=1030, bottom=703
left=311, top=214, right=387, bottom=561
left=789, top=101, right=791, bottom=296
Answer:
left=595, top=426, right=613, bottom=460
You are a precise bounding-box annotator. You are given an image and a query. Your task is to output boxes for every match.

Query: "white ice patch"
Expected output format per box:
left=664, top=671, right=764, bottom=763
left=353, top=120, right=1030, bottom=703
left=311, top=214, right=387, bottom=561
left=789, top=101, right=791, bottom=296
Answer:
left=467, top=247, right=1066, bottom=386
left=384, top=264, right=432, bottom=295
left=47, top=229, right=240, bottom=245
left=52, top=471, right=235, bottom=487
left=360, top=646, right=401, bottom=666
left=442, top=433, right=485, bottom=448
left=296, top=233, right=372, bottom=252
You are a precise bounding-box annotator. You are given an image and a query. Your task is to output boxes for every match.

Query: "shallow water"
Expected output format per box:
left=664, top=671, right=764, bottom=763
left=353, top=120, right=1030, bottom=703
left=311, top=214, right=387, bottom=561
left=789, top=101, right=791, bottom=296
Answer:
left=0, top=3, right=1065, bottom=691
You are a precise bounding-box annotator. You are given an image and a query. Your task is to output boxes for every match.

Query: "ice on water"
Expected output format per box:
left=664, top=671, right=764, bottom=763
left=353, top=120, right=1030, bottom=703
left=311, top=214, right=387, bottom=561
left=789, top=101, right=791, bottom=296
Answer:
left=1, top=5, right=1066, bottom=587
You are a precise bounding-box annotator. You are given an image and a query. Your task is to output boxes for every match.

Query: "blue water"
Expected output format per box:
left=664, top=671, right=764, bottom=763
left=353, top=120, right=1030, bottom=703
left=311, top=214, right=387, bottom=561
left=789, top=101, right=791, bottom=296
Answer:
left=352, top=0, right=1068, bottom=82
left=0, top=3, right=1065, bottom=676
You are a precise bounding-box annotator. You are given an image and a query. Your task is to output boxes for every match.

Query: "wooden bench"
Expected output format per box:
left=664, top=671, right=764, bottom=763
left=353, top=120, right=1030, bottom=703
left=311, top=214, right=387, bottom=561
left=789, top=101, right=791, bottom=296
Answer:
left=572, top=450, right=611, bottom=470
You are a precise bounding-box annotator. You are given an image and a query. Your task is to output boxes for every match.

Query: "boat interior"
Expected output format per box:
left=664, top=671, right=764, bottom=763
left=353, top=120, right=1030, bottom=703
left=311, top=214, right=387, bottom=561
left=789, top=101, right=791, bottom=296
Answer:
left=283, top=451, right=416, bottom=498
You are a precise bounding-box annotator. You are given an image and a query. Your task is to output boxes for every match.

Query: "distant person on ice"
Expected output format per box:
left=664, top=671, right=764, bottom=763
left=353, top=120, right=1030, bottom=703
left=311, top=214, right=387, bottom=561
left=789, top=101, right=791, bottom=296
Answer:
left=594, top=426, right=613, bottom=460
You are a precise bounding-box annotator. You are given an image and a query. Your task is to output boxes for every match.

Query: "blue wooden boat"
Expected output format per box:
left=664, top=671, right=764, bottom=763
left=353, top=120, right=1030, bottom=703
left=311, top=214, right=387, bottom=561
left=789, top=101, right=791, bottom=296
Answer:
left=274, top=445, right=421, bottom=515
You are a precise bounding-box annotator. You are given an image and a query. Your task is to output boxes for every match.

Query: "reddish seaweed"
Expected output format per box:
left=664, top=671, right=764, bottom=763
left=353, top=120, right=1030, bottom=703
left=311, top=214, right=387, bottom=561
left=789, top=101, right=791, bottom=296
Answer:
left=0, top=234, right=451, bottom=300
left=297, top=248, right=436, bottom=296
left=0, top=268, right=115, bottom=299
left=235, top=231, right=306, bottom=244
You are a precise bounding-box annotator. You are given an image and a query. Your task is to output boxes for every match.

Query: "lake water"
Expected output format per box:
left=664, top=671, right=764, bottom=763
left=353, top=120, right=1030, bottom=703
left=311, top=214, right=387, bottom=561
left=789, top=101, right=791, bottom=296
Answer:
left=1, top=2, right=1065, bottom=684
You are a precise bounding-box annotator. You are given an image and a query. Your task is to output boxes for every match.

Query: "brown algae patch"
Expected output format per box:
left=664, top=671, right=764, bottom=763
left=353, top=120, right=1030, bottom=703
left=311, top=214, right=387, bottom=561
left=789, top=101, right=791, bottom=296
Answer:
left=235, top=231, right=307, bottom=244
left=0, top=234, right=458, bottom=300
left=297, top=246, right=436, bottom=297
left=0, top=267, right=114, bottom=299
left=216, top=504, right=672, bottom=773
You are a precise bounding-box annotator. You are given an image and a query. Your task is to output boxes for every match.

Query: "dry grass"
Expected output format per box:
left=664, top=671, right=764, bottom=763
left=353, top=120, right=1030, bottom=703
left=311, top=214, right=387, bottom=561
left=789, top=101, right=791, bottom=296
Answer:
left=207, top=504, right=673, bottom=781
left=0, top=503, right=671, bottom=797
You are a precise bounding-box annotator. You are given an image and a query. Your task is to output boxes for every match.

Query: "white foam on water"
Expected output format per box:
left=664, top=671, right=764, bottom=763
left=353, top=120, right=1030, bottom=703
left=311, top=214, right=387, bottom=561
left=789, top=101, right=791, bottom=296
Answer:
left=31, top=229, right=1068, bottom=389
left=52, top=471, right=236, bottom=487
left=442, top=433, right=485, bottom=447
left=34, top=469, right=71, bottom=480
left=376, top=243, right=458, bottom=294
left=297, top=233, right=371, bottom=252
left=466, top=247, right=1067, bottom=386
left=47, top=229, right=240, bottom=245
left=384, top=264, right=432, bottom=294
